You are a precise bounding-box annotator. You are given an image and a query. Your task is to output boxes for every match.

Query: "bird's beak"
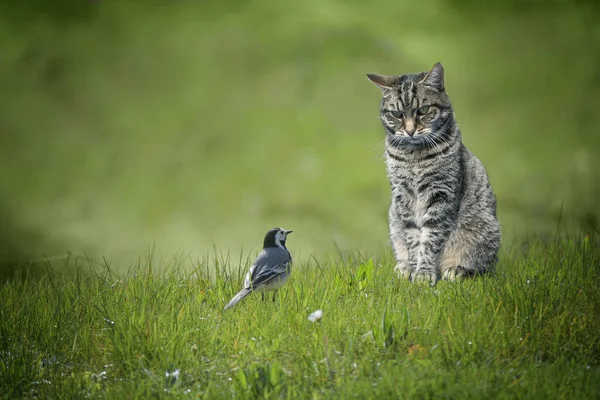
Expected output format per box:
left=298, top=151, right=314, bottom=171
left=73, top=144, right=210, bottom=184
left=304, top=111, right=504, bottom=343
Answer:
left=286, top=230, right=293, bottom=235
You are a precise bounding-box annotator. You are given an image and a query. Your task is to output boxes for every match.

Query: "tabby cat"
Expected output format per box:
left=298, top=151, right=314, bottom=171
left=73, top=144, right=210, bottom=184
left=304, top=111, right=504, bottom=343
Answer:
left=367, top=62, right=501, bottom=284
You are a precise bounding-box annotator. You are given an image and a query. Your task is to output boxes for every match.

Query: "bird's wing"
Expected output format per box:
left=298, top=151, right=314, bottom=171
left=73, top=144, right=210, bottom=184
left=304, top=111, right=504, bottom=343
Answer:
left=243, top=266, right=254, bottom=289
left=250, top=261, right=291, bottom=288
left=244, top=248, right=291, bottom=290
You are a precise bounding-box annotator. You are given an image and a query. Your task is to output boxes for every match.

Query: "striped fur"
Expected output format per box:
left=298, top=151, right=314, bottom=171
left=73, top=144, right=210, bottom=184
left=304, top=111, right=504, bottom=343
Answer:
left=367, top=63, right=501, bottom=284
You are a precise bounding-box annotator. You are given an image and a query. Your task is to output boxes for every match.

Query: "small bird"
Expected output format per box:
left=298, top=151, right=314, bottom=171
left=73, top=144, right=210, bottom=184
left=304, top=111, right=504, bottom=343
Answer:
left=224, top=227, right=293, bottom=310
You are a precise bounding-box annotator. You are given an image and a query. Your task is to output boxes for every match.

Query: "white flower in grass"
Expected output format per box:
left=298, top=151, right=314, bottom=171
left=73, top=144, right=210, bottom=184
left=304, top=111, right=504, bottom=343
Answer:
left=165, top=369, right=180, bottom=379
left=165, top=369, right=180, bottom=388
left=91, top=370, right=107, bottom=381
left=308, top=309, right=323, bottom=323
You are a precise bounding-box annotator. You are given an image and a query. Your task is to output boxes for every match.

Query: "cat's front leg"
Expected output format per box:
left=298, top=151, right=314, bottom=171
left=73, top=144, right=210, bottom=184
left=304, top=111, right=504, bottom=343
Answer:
left=389, top=204, right=419, bottom=280
left=392, top=228, right=420, bottom=280
left=410, top=183, right=458, bottom=285
left=392, top=250, right=410, bottom=280
left=411, top=209, right=455, bottom=285
left=411, top=227, right=447, bottom=285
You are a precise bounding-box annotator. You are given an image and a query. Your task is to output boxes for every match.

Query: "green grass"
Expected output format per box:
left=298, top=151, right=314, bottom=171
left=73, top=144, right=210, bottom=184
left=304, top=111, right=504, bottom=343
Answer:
left=2, top=234, right=599, bottom=398
left=2, top=2, right=599, bottom=397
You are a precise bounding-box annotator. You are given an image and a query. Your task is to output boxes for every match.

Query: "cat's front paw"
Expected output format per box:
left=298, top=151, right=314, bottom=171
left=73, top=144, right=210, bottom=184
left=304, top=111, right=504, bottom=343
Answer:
left=411, top=269, right=438, bottom=286
left=442, top=266, right=468, bottom=282
left=394, top=261, right=412, bottom=280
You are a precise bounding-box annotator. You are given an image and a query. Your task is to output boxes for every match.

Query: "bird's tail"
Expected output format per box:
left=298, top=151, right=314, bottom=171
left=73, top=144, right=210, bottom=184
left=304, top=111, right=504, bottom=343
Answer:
left=224, top=288, right=252, bottom=310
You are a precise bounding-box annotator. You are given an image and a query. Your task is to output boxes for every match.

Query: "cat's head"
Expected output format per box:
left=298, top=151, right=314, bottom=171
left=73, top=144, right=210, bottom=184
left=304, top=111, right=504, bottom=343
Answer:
left=367, top=63, right=454, bottom=150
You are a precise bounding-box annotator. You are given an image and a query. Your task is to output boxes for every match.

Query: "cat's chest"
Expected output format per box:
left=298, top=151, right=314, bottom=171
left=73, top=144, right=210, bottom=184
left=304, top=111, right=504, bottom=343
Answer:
left=390, top=167, right=431, bottom=225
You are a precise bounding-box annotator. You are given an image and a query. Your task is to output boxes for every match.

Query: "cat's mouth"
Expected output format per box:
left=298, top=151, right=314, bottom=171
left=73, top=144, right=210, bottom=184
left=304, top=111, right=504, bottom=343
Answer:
left=388, top=133, right=427, bottom=149
left=394, top=131, right=421, bottom=138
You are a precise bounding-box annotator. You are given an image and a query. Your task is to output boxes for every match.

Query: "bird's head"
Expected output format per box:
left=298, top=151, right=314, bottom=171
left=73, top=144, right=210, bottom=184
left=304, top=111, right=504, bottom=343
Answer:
left=263, top=227, right=293, bottom=250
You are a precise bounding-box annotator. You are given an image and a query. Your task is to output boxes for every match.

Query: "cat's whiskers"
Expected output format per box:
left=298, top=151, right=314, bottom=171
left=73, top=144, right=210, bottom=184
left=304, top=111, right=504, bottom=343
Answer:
left=428, top=132, right=448, bottom=154
left=425, top=134, right=443, bottom=154
left=436, top=132, right=452, bottom=151
left=366, top=140, right=387, bottom=159
left=421, top=134, right=434, bottom=150
left=388, top=136, right=403, bottom=151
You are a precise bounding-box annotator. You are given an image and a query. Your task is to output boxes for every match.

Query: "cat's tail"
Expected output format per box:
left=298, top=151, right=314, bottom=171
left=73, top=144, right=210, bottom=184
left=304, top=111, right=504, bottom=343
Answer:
left=224, top=288, right=252, bottom=310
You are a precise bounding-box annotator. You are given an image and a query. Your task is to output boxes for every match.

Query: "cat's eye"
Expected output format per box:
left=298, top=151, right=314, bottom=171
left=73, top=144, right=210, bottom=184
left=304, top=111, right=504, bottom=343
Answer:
left=389, top=110, right=404, bottom=119
left=417, top=105, right=430, bottom=115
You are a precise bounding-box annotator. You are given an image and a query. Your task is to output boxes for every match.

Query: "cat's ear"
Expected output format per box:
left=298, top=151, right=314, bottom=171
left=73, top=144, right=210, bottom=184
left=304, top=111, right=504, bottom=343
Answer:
left=366, top=73, right=395, bottom=90
left=420, top=62, right=444, bottom=90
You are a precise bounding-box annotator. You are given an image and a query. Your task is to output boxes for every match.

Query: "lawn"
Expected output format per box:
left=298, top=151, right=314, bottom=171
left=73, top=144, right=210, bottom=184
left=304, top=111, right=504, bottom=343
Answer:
left=1, top=1, right=599, bottom=398
left=1, top=233, right=599, bottom=398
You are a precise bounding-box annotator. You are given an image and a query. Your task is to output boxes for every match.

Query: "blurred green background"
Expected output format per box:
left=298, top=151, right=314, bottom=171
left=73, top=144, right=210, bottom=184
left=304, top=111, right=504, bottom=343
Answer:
left=1, top=0, right=599, bottom=272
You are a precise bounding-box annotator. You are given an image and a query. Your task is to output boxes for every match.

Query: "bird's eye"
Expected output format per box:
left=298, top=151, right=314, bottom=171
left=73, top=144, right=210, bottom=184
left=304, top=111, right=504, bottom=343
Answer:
left=389, top=110, right=404, bottom=119
left=417, top=105, right=430, bottom=115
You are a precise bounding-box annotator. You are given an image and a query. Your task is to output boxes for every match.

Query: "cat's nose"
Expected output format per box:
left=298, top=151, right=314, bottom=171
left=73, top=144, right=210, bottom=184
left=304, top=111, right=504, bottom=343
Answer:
left=404, top=119, right=416, bottom=136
